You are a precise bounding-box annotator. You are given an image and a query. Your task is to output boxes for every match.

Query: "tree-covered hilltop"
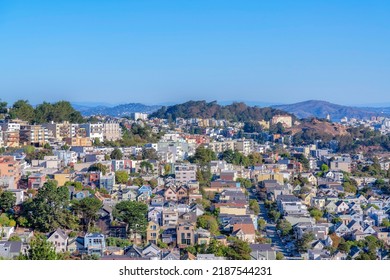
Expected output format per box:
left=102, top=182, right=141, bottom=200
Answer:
left=150, top=100, right=294, bottom=122
left=7, top=100, right=84, bottom=124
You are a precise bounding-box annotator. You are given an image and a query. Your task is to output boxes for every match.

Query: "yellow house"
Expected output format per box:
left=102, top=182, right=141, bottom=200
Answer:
left=257, top=173, right=284, bottom=184
left=146, top=220, right=160, bottom=245
left=54, top=171, right=75, bottom=187
left=215, top=203, right=247, bottom=215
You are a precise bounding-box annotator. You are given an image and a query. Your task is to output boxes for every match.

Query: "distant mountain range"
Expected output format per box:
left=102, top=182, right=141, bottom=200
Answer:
left=72, top=100, right=390, bottom=121
left=272, top=100, right=390, bottom=121
left=72, top=103, right=162, bottom=117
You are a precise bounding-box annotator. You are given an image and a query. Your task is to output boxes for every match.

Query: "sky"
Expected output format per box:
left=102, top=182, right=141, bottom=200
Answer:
left=0, top=0, right=389, bottom=106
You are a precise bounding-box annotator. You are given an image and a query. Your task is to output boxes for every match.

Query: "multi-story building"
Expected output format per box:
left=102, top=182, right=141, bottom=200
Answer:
left=206, top=141, right=236, bottom=154
left=103, top=121, right=121, bottom=141
left=84, top=233, right=106, bottom=256
left=64, top=137, right=92, bottom=147
left=176, top=223, right=195, bottom=248
left=174, top=164, right=197, bottom=183
left=28, top=173, right=46, bottom=189
left=330, top=156, right=352, bottom=173
left=19, top=125, right=49, bottom=146
left=53, top=150, right=78, bottom=166
left=0, top=122, right=22, bottom=132
left=235, top=139, right=254, bottom=156
left=80, top=123, right=104, bottom=142
left=146, top=220, right=160, bottom=245
left=0, top=156, right=21, bottom=187
left=43, top=121, right=73, bottom=141
left=132, top=113, right=148, bottom=121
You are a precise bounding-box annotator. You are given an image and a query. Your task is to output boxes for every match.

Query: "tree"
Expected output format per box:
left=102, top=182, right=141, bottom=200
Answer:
left=110, top=148, right=123, bottom=160
left=9, top=100, right=35, bottom=123
left=343, top=181, right=357, bottom=194
left=296, top=232, right=315, bottom=253
left=268, top=210, right=281, bottom=223
left=237, top=178, right=252, bottom=189
left=0, top=191, right=16, bottom=213
left=206, top=239, right=228, bottom=257
left=21, top=234, right=61, bottom=260
left=225, top=238, right=252, bottom=260
left=43, top=143, right=52, bottom=150
left=276, top=219, right=292, bottom=236
left=321, top=164, right=329, bottom=173
left=61, top=144, right=70, bottom=151
left=249, top=199, right=260, bottom=215
left=380, top=218, right=390, bottom=228
left=197, top=215, right=220, bottom=235
left=132, top=177, right=144, bottom=187
left=257, top=218, right=267, bottom=231
left=142, top=148, right=159, bottom=160
left=276, top=252, right=284, bottom=260
left=163, top=164, right=171, bottom=175
left=8, top=235, right=21, bottom=242
left=73, top=197, right=103, bottom=232
left=22, top=181, right=77, bottom=232
left=149, top=178, right=158, bottom=188
left=113, top=201, right=148, bottom=239
left=0, top=99, right=7, bottom=114
left=88, top=163, right=108, bottom=175
left=188, top=146, right=216, bottom=166
left=338, top=238, right=351, bottom=254
left=309, top=208, right=324, bottom=222
left=140, top=161, right=153, bottom=174
left=115, top=171, right=129, bottom=184
left=24, top=145, right=35, bottom=154
left=0, top=213, right=16, bottom=227
left=106, top=237, right=132, bottom=247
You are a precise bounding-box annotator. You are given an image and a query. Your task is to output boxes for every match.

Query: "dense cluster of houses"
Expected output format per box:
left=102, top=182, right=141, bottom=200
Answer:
left=1, top=114, right=390, bottom=260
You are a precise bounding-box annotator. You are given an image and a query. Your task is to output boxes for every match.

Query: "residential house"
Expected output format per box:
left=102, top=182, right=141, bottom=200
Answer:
left=176, top=223, right=195, bottom=248
left=161, top=249, right=180, bottom=260
left=146, top=219, right=160, bottom=245
left=28, top=173, right=46, bottom=189
left=142, top=243, right=162, bottom=260
left=0, top=241, right=24, bottom=259
left=163, top=187, right=178, bottom=202
left=196, top=228, right=211, bottom=245
left=231, top=223, right=256, bottom=243
left=124, top=244, right=145, bottom=259
left=162, top=209, right=178, bottom=229
left=84, top=233, right=106, bottom=256
left=47, top=228, right=68, bottom=253
left=250, top=244, right=276, bottom=260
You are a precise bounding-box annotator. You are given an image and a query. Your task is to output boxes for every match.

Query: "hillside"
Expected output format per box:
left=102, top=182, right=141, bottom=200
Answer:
left=74, top=103, right=162, bottom=117
left=149, top=100, right=293, bottom=122
left=287, top=118, right=349, bottom=136
left=273, top=100, right=390, bottom=121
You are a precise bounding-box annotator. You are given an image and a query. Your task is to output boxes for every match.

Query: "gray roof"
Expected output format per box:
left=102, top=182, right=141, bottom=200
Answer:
left=0, top=241, right=22, bottom=254
left=250, top=244, right=274, bottom=252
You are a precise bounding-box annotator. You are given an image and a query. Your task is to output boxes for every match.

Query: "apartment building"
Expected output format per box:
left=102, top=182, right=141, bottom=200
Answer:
left=43, top=121, right=73, bottom=141
left=64, top=137, right=92, bottom=147
left=1, top=131, right=19, bottom=148
left=103, top=121, right=121, bottom=141
left=80, top=123, right=104, bottom=142
left=0, top=156, right=21, bottom=186
left=19, top=125, right=49, bottom=146
left=174, top=164, right=197, bottom=183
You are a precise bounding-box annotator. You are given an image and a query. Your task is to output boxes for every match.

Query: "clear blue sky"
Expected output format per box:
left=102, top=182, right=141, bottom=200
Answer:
left=0, top=0, right=389, bottom=106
